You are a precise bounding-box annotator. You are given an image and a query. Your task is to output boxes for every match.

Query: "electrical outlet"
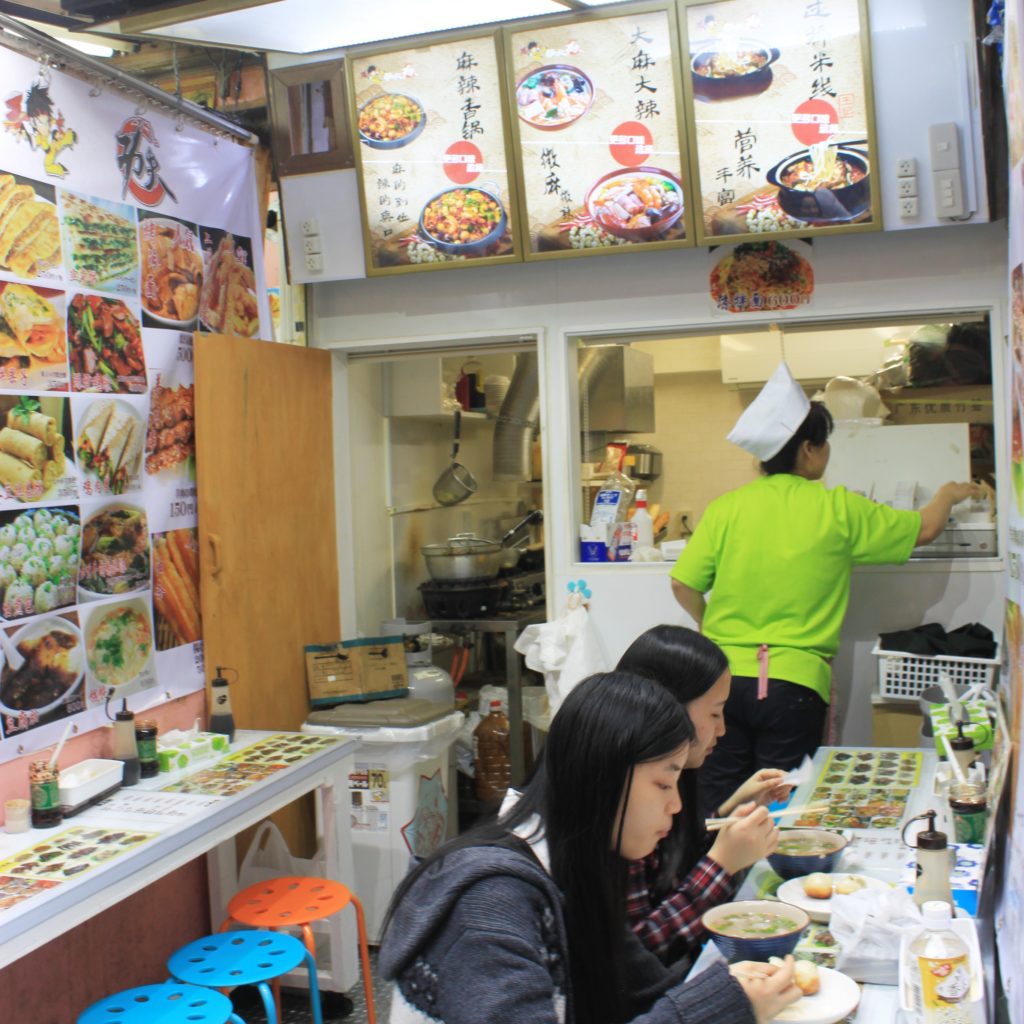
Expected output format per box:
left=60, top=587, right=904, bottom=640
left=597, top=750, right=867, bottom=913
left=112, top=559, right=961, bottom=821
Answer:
left=302, top=235, right=321, bottom=255
left=304, top=252, right=323, bottom=273
left=897, top=176, right=917, bottom=198
left=899, top=196, right=919, bottom=218
left=300, top=218, right=318, bottom=236
left=896, top=157, right=917, bottom=177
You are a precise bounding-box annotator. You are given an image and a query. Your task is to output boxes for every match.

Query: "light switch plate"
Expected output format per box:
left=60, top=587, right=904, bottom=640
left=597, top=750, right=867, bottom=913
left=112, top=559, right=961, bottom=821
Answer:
left=933, top=169, right=966, bottom=218
left=928, top=122, right=962, bottom=172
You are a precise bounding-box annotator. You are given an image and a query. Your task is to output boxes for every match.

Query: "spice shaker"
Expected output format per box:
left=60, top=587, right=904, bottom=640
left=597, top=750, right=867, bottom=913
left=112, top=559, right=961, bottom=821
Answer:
left=29, top=761, right=62, bottom=829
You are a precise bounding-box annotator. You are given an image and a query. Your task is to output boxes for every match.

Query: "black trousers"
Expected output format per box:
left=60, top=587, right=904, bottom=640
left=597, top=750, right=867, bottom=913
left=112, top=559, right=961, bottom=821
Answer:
left=698, top=675, right=828, bottom=819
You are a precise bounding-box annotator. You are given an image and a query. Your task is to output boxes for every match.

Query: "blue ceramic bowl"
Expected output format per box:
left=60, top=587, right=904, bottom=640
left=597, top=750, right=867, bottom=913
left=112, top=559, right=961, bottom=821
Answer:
left=701, top=900, right=809, bottom=963
left=767, top=828, right=848, bottom=880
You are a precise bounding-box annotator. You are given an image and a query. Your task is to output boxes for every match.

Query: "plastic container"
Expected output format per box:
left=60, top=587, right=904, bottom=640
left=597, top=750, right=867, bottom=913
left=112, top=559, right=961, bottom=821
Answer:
left=629, top=489, right=654, bottom=551
left=872, top=644, right=999, bottom=701
left=59, top=758, right=124, bottom=811
left=474, top=700, right=511, bottom=802
left=906, top=902, right=972, bottom=1023
left=302, top=698, right=463, bottom=941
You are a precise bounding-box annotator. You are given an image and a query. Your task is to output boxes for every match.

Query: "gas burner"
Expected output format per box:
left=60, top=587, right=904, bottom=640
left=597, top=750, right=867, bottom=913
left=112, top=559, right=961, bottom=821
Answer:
left=419, top=578, right=507, bottom=619
left=498, top=569, right=545, bottom=611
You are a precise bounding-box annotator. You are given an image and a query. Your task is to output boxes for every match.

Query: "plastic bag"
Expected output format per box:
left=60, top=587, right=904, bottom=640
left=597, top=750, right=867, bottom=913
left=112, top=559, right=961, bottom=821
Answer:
left=238, top=820, right=301, bottom=889
left=830, top=885, right=926, bottom=984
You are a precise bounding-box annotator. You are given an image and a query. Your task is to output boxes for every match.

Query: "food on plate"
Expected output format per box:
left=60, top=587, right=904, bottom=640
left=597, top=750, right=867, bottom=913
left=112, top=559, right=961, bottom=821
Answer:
left=86, top=603, right=152, bottom=688
left=61, top=192, right=137, bottom=285
left=145, top=382, right=194, bottom=476
left=515, top=66, right=593, bottom=128
left=358, top=94, right=424, bottom=144
left=713, top=909, right=801, bottom=938
left=139, top=218, right=203, bottom=323
left=0, top=174, right=61, bottom=278
left=200, top=234, right=258, bottom=337
left=802, top=872, right=833, bottom=900
left=0, top=283, right=66, bottom=365
left=0, top=400, right=68, bottom=503
left=421, top=189, right=503, bottom=246
left=0, top=507, right=80, bottom=618
left=832, top=874, right=867, bottom=896
left=76, top=400, right=143, bottom=495
left=770, top=957, right=820, bottom=996
left=67, top=294, right=147, bottom=393
left=709, top=240, right=814, bottom=314
left=693, top=49, right=770, bottom=78
left=589, top=172, right=683, bottom=238
left=778, top=143, right=867, bottom=193
left=78, top=505, right=150, bottom=596
left=153, top=529, right=201, bottom=648
left=0, top=619, right=82, bottom=711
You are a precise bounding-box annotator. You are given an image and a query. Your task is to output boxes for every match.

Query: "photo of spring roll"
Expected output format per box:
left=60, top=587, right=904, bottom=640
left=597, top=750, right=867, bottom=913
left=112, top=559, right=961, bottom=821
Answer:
left=7, top=406, right=56, bottom=446
left=0, top=451, right=41, bottom=489
left=0, top=397, right=71, bottom=503
left=75, top=399, right=143, bottom=496
left=0, top=427, right=47, bottom=468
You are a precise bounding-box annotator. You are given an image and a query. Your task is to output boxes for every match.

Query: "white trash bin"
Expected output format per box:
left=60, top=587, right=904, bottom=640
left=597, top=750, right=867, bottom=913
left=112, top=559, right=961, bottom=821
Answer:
left=302, top=698, right=463, bottom=942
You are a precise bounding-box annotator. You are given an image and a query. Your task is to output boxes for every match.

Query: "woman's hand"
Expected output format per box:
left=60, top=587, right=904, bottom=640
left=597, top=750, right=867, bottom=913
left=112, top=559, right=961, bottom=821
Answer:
left=729, top=956, right=802, bottom=1024
left=718, top=769, right=791, bottom=817
left=707, top=802, right=780, bottom=876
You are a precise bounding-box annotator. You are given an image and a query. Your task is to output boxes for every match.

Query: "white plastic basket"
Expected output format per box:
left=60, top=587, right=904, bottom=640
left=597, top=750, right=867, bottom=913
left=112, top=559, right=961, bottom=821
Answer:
left=872, top=643, right=999, bottom=701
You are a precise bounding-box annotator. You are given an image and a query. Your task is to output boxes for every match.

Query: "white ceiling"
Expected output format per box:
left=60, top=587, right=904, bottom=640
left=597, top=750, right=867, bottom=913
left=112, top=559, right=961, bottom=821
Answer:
left=95, top=0, right=638, bottom=55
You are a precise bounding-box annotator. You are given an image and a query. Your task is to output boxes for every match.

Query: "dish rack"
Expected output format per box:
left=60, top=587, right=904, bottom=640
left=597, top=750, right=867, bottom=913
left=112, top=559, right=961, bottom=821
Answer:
left=872, top=643, right=999, bottom=701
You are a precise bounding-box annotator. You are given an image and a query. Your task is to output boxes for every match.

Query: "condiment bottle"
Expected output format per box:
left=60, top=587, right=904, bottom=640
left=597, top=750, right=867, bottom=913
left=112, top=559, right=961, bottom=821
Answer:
left=902, top=810, right=954, bottom=909
left=209, top=667, right=236, bottom=742
left=112, top=699, right=141, bottom=786
left=629, top=490, right=654, bottom=552
left=474, top=699, right=511, bottom=802
left=136, top=719, right=159, bottom=779
left=948, top=721, right=976, bottom=780
left=907, top=901, right=973, bottom=1023
left=29, top=761, right=62, bottom=828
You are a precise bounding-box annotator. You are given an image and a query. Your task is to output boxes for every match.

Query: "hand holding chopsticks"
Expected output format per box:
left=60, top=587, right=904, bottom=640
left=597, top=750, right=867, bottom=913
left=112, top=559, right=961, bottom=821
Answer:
left=704, top=802, right=830, bottom=832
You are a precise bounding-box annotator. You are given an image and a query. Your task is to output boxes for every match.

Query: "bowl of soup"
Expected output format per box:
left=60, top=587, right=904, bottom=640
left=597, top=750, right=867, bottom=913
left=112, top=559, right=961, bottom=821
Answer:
left=690, top=40, right=780, bottom=100
left=768, top=827, right=849, bottom=879
left=766, top=144, right=871, bottom=223
left=702, top=899, right=809, bottom=962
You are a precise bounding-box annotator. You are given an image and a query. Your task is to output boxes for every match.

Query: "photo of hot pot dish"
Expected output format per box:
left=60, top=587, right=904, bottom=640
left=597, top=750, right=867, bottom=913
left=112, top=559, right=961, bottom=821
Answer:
left=357, top=94, right=425, bottom=149
left=0, top=616, right=84, bottom=716
left=515, top=65, right=594, bottom=130
left=418, top=187, right=507, bottom=256
left=585, top=168, right=684, bottom=243
left=690, top=41, right=779, bottom=100
left=766, top=142, right=871, bottom=223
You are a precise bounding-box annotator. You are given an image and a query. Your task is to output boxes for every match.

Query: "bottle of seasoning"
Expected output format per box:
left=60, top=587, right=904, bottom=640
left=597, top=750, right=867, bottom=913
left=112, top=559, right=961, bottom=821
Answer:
left=112, top=699, right=141, bottom=786
left=136, top=719, right=159, bottom=779
left=209, top=667, right=236, bottom=742
left=948, top=721, right=976, bottom=780
left=474, top=699, right=511, bottom=802
left=903, top=810, right=954, bottom=909
left=29, top=761, right=62, bottom=828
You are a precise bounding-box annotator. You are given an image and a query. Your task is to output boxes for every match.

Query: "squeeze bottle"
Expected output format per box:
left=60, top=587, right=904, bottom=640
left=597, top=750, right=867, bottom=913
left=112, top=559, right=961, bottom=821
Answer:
left=906, top=901, right=972, bottom=1023
left=112, top=699, right=141, bottom=786
left=209, top=667, right=236, bottom=742
left=948, top=721, right=976, bottom=779
left=629, top=490, right=654, bottom=550
left=910, top=811, right=954, bottom=909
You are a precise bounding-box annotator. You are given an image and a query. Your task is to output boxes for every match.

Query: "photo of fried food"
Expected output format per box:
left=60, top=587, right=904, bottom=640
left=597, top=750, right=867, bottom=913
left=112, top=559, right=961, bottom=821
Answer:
left=145, top=381, right=194, bottom=477
left=0, top=172, right=61, bottom=279
left=199, top=231, right=259, bottom=337
left=152, top=528, right=200, bottom=650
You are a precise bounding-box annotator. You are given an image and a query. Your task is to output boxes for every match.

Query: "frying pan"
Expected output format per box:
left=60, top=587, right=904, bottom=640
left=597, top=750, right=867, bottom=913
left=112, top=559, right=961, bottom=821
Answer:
left=433, top=408, right=478, bottom=506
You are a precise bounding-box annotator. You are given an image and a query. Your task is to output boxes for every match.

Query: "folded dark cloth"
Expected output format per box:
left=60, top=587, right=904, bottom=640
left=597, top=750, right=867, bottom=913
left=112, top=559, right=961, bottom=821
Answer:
left=878, top=622, right=997, bottom=658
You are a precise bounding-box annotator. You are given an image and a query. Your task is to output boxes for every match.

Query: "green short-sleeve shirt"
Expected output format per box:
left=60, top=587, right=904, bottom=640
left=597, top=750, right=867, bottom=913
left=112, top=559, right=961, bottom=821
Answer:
left=670, top=474, right=921, bottom=701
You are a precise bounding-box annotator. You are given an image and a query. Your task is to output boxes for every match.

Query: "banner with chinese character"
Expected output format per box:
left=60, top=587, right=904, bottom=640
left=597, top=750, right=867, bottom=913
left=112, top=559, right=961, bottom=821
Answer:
left=0, top=44, right=265, bottom=761
left=507, top=6, right=692, bottom=257
left=682, top=0, right=879, bottom=244
left=348, top=34, right=520, bottom=274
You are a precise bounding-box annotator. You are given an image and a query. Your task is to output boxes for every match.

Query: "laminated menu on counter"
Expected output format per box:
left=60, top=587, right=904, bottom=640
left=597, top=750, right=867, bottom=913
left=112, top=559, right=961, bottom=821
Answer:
left=507, top=7, right=692, bottom=257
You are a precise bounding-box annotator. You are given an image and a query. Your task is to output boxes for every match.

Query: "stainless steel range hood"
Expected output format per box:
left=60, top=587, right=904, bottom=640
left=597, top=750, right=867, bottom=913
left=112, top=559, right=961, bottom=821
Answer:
left=579, top=345, right=655, bottom=433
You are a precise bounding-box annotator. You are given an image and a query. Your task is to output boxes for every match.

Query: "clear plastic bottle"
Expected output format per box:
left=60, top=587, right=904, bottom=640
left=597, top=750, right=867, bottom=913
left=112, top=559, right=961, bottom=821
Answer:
left=907, top=901, right=972, bottom=1024
left=473, top=699, right=511, bottom=802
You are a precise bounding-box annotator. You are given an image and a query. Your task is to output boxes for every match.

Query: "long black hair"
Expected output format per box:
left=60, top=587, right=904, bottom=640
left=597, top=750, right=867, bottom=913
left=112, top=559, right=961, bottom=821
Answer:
left=382, top=671, right=694, bottom=1024
left=617, top=625, right=729, bottom=894
left=760, top=400, right=833, bottom=475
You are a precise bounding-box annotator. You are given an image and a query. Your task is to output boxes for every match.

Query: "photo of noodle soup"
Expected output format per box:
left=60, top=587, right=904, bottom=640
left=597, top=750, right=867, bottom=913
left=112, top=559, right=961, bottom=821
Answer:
left=767, top=142, right=871, bottom=223
left=702, top=899, right=808, bottom=962
left=710, top=241, right=814, bottom=314
left=85, top=599, right=153, bottom=690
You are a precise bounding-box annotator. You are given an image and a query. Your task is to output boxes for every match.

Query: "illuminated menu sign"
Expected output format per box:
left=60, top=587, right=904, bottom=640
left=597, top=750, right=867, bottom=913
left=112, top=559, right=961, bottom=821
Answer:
left=507, top=8, right=692, bottom=258
left=683, top=0, right=879, bottom=243
left=349, top=35, right=520, bottom=274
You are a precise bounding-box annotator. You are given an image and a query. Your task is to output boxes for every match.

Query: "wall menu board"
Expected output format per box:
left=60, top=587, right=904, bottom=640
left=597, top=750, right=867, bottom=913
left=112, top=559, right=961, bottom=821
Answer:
left=508, top=6, right=693, bottom=258
left=348, top=34, right=520, bottom=274
left=681, top=0, right=879, bottom=243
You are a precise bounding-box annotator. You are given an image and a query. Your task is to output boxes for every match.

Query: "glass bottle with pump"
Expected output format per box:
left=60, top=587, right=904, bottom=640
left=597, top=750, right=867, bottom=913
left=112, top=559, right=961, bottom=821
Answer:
left=901, top=810, right=953, bottom=909
left=906, top=901, right=973, bottom=1024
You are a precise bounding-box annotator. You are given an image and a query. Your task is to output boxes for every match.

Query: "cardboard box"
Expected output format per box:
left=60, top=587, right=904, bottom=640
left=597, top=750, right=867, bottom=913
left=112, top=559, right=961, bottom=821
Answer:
left=870, top=695, right=923, bottom=748
left=305, top=635, right=408, bottom=708
left=880, top=385, right=992, bottom=425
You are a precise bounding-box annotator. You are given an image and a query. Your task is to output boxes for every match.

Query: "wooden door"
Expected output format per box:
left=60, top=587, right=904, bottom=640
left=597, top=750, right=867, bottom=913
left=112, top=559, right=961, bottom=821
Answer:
left=196, top=335, right=338, bottom=854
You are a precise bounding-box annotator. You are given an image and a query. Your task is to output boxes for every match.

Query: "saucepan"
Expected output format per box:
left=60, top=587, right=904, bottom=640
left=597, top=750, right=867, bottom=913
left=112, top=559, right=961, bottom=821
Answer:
left=421, top=510, right=543, bottom=582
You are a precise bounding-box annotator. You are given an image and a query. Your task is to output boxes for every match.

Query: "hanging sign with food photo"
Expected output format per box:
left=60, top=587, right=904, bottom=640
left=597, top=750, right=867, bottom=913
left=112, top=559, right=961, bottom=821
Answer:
left=507, top=6, right=693, bottom=258
left=682, top=0, right=879, bottom=243
left=708, top=237, right=814, bottom=316
left=349, top=33, right=520, bottom=273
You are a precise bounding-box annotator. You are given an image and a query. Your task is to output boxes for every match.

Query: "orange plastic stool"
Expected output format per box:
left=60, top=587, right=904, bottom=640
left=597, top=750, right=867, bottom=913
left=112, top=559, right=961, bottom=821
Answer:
left=220, top=876, right=375, bottom=1024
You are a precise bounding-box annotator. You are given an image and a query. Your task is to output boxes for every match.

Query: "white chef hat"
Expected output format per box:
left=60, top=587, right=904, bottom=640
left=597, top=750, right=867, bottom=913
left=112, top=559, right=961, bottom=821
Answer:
left=727, top=361, right=811, bottom=460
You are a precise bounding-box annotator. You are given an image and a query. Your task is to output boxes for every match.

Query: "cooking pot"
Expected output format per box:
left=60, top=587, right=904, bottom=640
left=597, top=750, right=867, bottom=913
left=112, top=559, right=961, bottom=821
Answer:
left=625, top=443, right=662, bottom=482
left=421, top=510, right=543, bottom=582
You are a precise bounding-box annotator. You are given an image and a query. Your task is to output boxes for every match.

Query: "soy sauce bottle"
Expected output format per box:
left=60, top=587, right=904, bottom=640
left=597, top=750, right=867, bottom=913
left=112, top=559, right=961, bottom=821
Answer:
left=112, top=700, right=141, bottom=786
left=209, top=667, right=236, bottom=743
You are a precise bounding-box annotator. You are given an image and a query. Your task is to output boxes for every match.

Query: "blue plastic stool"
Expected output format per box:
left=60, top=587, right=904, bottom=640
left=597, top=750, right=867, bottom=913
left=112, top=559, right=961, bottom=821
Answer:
left=168, top=930, right=323, bottom=1024
left=77, top=982, right=246, bottom=1024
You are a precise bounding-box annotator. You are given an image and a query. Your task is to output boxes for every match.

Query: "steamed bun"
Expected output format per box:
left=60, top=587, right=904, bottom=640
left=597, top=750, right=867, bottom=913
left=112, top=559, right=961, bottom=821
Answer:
left=802, top=872, right=833, bottom=900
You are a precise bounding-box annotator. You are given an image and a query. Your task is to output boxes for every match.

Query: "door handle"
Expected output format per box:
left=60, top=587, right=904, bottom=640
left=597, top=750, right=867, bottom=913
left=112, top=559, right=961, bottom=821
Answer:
left=208, top=533, right=222, bottom=579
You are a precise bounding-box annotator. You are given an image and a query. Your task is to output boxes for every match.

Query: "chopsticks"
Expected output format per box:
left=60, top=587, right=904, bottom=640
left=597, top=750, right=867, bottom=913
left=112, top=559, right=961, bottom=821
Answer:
left=704, top=803, right=831, bottom=832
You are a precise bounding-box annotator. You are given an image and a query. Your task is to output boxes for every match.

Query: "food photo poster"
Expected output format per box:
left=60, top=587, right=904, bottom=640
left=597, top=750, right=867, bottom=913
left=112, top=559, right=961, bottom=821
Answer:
left=0, top=46, right=267, bottom=760
left=348, top=33, right=521, bottom=274
left=681, top=0, right=880, bottom=244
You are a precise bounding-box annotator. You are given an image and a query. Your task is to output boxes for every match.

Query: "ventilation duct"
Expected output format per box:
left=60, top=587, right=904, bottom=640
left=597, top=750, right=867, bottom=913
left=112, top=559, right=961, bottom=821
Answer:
left=493, top=351, right=539, bottom=481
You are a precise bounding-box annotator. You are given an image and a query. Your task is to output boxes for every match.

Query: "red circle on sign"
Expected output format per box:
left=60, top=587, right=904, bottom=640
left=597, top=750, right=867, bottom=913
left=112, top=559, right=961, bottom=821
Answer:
left=443, top=141, right=484, bottom=185
left=609, top=121, right=653, bottom=167
left=791, top=99, right=839, bottom=147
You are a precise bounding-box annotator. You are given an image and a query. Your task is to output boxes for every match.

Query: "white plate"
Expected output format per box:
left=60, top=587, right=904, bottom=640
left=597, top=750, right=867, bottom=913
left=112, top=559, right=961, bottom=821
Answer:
left=773, top=966, right=861, bottom=1024
left=777, top=873, right=891, bottom=922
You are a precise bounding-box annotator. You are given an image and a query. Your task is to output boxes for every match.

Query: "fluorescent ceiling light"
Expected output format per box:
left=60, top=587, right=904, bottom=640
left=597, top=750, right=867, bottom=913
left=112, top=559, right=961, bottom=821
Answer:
left=12, top=18, right=121, bottom=58
left=108, top=0, right=573, bottom=54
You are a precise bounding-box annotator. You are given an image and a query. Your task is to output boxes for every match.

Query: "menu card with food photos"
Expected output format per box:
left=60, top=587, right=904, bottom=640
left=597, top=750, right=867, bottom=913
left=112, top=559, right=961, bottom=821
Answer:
left=681, top=0, right=879, bottom=244
left=349, top=34, right=520, bottom=274
left=507, top=7, right=693, bottom=258
left=0, top=46, right=268, bottom=762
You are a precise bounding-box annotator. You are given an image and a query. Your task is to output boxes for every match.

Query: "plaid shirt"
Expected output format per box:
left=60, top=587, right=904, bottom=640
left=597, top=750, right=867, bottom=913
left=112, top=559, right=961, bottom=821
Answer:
left=625, top=850, right=738, bottom=961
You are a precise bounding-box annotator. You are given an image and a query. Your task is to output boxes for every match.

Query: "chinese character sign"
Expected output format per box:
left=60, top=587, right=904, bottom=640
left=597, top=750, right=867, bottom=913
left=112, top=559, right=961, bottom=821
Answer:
left=685, top=0, right=877, bottom=242
left=508, top=9, right=691, bottom=256
left=350, top=36, right=518, bottom=273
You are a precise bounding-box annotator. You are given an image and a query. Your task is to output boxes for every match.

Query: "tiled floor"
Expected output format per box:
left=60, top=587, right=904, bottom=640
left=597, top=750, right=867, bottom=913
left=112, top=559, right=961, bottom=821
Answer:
left=230, top=948, right=391, bottom=1023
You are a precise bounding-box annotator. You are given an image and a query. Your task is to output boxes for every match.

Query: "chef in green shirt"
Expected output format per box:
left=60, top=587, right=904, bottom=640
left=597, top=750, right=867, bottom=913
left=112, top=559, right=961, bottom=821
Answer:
left=670, top=362, right=979, bottom=813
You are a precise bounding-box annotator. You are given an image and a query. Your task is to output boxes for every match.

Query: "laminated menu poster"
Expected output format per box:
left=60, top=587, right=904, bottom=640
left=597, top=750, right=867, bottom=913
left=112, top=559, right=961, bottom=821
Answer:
left=682, top=0, right=879, bottom=243
left=507, top=7, right=692, bottom=257
left=0, top=46, right=266, bottom=760
left=349, top=34, right=520, bottom=273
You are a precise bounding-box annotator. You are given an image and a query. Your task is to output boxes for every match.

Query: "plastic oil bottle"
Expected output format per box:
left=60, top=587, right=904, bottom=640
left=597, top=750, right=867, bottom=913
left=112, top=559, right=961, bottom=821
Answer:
left=906, top=901, right=973, bottom=1024
left=473, top=699, right=511, bottom=802
left=629, top=489, right=654, bottom=554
